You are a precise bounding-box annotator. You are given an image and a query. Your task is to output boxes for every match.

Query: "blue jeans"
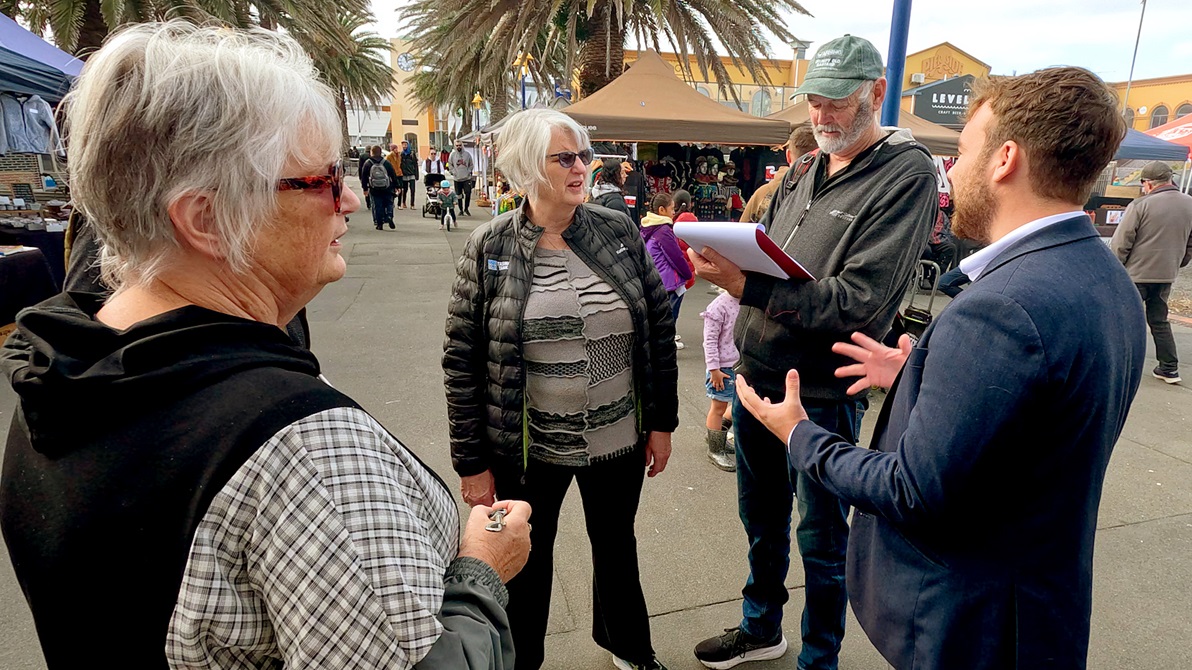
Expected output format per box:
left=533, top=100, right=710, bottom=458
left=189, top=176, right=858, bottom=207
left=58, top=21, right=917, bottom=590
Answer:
left=734, top=394, right=857, bottom=670
left=668, top=290, right=684, bottom=322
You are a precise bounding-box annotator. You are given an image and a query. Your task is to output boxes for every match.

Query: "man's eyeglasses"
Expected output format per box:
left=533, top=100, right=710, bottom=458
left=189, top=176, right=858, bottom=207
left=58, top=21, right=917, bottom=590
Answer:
left=277, top=159, right=344, bottom=213
left=548, top=148, right=595, bottom=169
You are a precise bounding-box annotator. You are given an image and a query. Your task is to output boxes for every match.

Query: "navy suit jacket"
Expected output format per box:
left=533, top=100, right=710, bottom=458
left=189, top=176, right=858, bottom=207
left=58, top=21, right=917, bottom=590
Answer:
left=787, top=216, right=1147, bottom=669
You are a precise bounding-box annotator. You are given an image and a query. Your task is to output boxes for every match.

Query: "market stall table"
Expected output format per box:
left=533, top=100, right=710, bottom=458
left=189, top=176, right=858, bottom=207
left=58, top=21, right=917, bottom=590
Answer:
left=0, top=227, right=65, bottom=289
left=0, top=247, right=56, bottom=335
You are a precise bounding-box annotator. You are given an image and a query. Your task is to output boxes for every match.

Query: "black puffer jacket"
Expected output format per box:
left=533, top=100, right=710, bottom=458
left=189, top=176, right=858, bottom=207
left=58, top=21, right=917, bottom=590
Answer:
left=400, top=150, right=419, bottom=179
left=443, top=202, right=679, bottom=477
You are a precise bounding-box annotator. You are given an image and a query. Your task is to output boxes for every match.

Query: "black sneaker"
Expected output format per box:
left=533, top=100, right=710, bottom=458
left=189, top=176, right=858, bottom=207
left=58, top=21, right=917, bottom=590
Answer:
left=694, top=627, right=787, bottom=669
left=388, top=221, right=395, bottom=229
left=1153, top=366, right=1181, bottom=384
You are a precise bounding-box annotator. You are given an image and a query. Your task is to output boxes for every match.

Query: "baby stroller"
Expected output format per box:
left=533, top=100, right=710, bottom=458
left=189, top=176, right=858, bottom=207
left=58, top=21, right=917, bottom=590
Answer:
left=422, top=173, right=445, bottom=219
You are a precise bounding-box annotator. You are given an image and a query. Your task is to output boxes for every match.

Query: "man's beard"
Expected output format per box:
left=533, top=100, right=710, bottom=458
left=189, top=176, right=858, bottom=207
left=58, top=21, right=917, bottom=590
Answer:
left=951, top=169, right=998, bottom=244
left=814, top=94, right=875, bottom=155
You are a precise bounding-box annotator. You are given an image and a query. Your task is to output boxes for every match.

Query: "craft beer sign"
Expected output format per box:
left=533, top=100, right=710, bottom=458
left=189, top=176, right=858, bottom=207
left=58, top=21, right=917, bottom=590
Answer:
left=912, top=74, right=975, bottom=126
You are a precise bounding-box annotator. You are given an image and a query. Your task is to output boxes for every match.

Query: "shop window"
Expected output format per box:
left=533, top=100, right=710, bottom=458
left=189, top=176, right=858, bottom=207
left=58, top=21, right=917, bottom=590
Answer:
left=720, top=99, right=746, bottom=112
left=1149, top=105, right=1169, bottom=129
left=695, top=85, right=711, bottom=97
left=1123, top=107, right=1134, bottom=128
left=751, top=89, right=773, bottom=117
left=1176, top=103, right=1192, bottom=120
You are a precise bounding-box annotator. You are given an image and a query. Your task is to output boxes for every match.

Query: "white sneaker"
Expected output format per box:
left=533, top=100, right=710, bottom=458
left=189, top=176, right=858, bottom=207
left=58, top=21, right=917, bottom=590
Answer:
left=674, top=337, right=685, bottom=350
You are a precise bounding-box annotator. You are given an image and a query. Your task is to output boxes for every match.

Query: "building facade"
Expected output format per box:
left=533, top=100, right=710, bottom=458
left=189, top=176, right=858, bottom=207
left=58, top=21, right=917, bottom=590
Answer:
left=1108, top=75, right=1192, bottom=131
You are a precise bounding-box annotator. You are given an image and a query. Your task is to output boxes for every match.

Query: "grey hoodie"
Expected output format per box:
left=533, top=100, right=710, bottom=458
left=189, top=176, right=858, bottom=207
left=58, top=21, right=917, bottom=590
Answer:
left=738, top=127, right=938, bottom=400
left=448, top=148, right=475, bottom=181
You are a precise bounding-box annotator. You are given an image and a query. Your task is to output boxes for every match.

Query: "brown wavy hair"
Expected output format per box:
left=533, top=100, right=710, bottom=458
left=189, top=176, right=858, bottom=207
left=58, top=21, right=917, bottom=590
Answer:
left=968, top=67, right=1126, bottom=205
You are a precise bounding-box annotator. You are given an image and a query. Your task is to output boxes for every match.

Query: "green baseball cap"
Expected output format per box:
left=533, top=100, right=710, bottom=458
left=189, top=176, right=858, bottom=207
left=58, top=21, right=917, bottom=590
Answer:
left=791, top=35, right=885, bottom=100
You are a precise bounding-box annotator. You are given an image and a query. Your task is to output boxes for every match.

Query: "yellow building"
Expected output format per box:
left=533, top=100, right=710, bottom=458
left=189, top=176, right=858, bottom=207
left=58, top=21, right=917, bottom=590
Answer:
left=900, top=43, right=990, bottom=97
left=386, top=39, right=458, bottom=158
left=1107, top=74, right=1192, bottom=131
left=623, top=48, right=812, bottom=116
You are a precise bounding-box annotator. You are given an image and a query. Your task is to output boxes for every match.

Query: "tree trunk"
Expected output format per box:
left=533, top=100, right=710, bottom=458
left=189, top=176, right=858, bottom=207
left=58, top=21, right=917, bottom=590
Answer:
left=577, top=0, right=625, bottom=99
left=73, top=0, right=109, bottom=57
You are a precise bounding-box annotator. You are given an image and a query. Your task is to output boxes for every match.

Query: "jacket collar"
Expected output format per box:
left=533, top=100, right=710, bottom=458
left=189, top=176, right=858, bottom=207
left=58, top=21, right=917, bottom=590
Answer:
left=511, top=200, right=590, bottom=253
left=980, top=214, right=1098, bottom=279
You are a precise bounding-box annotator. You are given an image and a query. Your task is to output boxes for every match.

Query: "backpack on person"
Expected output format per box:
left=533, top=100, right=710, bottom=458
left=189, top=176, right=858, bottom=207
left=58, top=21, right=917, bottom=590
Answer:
left=368, top=160, right=391, bottom=190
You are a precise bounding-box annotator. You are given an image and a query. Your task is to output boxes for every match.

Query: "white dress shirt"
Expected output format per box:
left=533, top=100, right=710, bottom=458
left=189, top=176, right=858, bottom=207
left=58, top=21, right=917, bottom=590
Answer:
left=959, top=211, right=1087, bottom=281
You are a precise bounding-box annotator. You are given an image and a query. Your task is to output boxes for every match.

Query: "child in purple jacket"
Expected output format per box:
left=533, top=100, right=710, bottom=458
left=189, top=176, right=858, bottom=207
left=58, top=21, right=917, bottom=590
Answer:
left=641, top=192, right=693, bottom=349
left=701, top=288, right=740, bottom=471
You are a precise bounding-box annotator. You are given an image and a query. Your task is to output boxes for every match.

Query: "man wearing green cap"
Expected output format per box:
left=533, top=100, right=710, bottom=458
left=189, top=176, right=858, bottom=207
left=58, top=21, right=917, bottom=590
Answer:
left=690, top=34, right=938, bottom=669
left=1110, top=160, right=1192, bottom=384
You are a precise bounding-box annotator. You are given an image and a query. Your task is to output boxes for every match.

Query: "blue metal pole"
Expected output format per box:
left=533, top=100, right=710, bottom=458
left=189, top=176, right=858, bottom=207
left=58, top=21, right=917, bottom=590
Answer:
left=881, top=0, right=912, bottom=127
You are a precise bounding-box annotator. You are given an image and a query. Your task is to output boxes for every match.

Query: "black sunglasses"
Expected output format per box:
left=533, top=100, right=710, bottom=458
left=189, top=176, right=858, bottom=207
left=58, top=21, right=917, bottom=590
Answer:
left=277, top=159, right=345, bottom=213
left=548, top=148, right=595, bottom=169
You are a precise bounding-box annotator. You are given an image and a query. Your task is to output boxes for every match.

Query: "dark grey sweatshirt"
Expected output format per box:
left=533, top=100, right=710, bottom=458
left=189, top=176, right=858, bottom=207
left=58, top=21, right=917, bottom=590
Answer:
left=737, top=128, right=938, bottom=400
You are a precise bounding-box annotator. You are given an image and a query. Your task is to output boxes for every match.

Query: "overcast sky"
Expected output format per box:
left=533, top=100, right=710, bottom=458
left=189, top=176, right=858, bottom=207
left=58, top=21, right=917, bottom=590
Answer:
left=370, top=0, right=1191, bottom=83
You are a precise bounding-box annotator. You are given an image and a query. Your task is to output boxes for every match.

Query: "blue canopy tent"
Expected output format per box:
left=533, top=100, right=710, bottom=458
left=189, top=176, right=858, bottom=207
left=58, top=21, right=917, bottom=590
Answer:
left=0, top=45, right=73, bottom=104
left=1114, top=128, right=1189, bottom=162
left=0, top=14, right=81, bottom=77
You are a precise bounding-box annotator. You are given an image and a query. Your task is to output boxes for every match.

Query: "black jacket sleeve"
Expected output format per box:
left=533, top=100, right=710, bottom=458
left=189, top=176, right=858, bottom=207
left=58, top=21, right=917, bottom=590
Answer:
left=442, top=227, right=490, bottom=476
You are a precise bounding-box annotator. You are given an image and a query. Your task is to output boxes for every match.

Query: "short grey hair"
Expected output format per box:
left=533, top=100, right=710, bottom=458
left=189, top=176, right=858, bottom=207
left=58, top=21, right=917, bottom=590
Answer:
left=495, top=108, right=590, bottom=202
left=65, top=21, right=342, bottom=288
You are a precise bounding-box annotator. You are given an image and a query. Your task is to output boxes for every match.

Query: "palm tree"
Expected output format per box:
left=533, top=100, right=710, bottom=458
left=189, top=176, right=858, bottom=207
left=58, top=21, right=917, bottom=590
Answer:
left=401, top=0, right=811, bottom=104
left=2, top=0, right=370, bottom=57
left=408, top=35, right=515, bottom=135
left=295, top=11, right=395, bottom=149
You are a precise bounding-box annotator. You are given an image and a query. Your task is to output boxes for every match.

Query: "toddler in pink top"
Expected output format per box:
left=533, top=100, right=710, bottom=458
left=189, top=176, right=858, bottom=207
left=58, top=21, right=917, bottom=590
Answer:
left=701, top=289, right=740, bottom=472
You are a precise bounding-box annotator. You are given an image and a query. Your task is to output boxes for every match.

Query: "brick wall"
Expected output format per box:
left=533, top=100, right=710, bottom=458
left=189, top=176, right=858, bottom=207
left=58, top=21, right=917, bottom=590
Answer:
left=0, top=154, right=41, bottom=200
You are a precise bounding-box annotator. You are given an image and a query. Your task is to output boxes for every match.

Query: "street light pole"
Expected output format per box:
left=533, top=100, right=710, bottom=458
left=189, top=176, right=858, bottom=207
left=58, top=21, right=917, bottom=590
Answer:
left=1121, top=0, right=1147, bottom=127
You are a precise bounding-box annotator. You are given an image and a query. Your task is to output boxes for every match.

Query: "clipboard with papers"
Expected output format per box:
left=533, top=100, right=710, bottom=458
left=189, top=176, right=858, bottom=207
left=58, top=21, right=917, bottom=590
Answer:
left=673, top=221, right=816, bottom=281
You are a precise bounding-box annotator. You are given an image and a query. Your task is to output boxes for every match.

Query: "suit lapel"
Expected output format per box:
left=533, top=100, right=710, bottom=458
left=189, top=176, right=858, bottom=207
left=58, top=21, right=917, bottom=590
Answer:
left=978, top=215, right=1099, bottom=280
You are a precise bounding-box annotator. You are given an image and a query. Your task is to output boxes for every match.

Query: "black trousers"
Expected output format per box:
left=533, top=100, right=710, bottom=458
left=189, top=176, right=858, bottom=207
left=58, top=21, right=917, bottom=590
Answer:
left=494, top=449, right=654, bottom=669
left=455, top=179, right=474, bottom=213
left=1138, top=282, right=1178, bottom=371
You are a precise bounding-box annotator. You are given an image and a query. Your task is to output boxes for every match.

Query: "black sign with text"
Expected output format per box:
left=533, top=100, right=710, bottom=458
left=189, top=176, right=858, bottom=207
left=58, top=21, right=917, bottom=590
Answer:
left=912, top=75, right=974, bottom=126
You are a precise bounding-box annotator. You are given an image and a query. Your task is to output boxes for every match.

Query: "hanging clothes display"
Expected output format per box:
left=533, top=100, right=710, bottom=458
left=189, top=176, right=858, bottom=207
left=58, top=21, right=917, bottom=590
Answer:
left=0, top=93, right=63, bottom=156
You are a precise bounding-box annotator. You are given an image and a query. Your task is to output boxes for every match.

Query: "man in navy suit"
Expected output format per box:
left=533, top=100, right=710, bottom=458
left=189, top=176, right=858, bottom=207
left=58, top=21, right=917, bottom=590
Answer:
left=737, top=67, right=1147, bottom=669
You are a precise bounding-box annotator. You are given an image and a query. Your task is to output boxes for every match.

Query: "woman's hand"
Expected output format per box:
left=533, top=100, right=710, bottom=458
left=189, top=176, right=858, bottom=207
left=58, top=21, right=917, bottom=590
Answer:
left=644, top=431, right=672, bottom=477
left=710, top=368, right=729, bottom=391
left=458, top=500, right=533, bottom=583
left=460, top=471, right=496, bottom=507
left=832, top=332, right=913, bottom=395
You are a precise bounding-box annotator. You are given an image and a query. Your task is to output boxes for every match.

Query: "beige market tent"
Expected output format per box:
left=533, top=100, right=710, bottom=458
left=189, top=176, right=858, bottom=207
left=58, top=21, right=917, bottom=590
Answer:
left=769, top=101, right=961, bottom=156
left=562, top=50, right=791, bottom=145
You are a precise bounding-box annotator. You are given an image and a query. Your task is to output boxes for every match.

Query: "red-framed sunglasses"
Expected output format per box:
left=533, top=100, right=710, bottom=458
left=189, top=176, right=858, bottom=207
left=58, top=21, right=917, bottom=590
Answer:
left=277, top=159, right=344, bottom=213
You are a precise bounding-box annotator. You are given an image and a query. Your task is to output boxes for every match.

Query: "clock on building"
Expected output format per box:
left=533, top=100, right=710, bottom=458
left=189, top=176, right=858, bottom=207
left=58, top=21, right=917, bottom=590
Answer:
left=397, top=52, right=416, bottom=72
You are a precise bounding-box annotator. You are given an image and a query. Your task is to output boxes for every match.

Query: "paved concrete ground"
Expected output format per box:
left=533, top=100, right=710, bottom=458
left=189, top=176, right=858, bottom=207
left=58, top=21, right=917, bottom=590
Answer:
left=1, top=178, right=1190, bottom=669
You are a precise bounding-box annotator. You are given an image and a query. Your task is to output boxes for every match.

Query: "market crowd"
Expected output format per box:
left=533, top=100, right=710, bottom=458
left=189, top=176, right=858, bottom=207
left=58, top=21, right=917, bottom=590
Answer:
left=2, top=20, right=1186, bottom=670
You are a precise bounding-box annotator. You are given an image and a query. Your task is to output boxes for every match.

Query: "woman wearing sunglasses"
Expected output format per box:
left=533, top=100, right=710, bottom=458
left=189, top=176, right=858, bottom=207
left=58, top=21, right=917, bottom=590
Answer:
left=444, top=108, right=679, bottom=670
left=0, top=22, right=533, bottom=669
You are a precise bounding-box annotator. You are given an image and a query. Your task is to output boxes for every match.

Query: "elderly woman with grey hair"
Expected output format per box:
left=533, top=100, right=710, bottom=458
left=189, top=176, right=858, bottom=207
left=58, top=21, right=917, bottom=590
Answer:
left=0, top=22, right=531, bottom=670
left=443, top=108, right=679, bottom=670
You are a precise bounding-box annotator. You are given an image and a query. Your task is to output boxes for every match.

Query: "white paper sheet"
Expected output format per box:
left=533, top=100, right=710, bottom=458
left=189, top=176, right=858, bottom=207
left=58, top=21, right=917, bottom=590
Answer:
left=674, top=221, right=815, bottom=280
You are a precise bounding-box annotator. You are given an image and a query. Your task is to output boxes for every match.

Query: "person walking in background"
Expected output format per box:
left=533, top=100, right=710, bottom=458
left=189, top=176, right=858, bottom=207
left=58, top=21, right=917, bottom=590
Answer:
left=702, top=288, right=741, bottom=472
left=736, top=65, right=1145, bottom=670
left=424, top=146, right=445, bottom=176
left=449, top=139, right=476, bottom=216
left=384, top=143, right=403, bottom=216
left=1111, top=161, right=1192, bottom=384
left=642, top=192, right=693, bottom=350
left=358, top=144, right=376, bottom=212
left=363, top=145, right=398, bottom=230
left=400, top=140, right=419, bottom=210
left=443, top=108, right=678, bottom=670
left=689, top=35, right=938, bottom=670
left=740, top=125, right=817, bottom=224
left=591, top=157, right=632, bottom=220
